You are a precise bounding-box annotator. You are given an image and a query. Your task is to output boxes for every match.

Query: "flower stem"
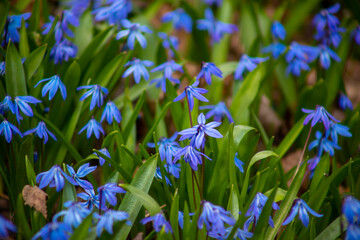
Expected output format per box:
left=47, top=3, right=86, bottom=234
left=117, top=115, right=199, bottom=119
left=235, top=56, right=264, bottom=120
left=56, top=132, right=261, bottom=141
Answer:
left=294, top=126, right=312, bottom=179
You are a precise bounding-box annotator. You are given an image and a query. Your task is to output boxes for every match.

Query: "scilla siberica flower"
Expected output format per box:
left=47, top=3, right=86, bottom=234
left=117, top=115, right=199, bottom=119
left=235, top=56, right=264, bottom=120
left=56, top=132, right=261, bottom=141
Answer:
left=42, top=11, right=79, bottom=41
left=162, top=8, right=193, bottom=33
left=32, top=220, right=72, bottom=240
left=283, top=199, right=323, bottom=227
left=198, top=200, right=235, bottom=238
left=77, top=189, right=100, bottom=211
left=173, top=145, right=211, bottom=171
left=116, top=19, right=152, bottom=50
left=312, top=3, right=341, bottom=33
left=0, top=61, right=5, bottom=76
left=302, top=105, right=339, bottom=130
left=262, top=42, right=287, bottom=59
left=0, top=119, right=22, bottom=143
left=140, top=212, right=173, bottom=233
left=150, top=60, right=184, bottom=92
left=204, top=0, right=223, bottom=7
left=165, top=163, right=181, bottom=178
left=174, top=81, right=209, bottom=111
left=155, top=167, right=171, bottom=186
left=271, top=21, right=286, bottom=40
left=339, top=93, right=353, bottom=111
left=308, top=131, right=340, bottom=157
left=34, top=75, right=67, bottom=100
left=98, top=183, right=126, bottom=209
left=93, top=0, right=132, bottom=25
left=2, top=13, right=31, bottom=44
left=285, top=42, right=319, bottom=76
left=234, top=152, right=245, bottom=173
left=0, top=215, right=17, bottom=238
left=94, top=148, right=111, bottom=166
left=0, top=96, right=15, bottom=114
left=342, top=196, right=360, bottom=225
left=101, top=101, right=122, bottom=124
left=196, top=62, right=223, bottom=85
left=94, top=210, right=130, bottom=236
left=327, top=122, right=352, bottom=145
left=199, top=101, right=234, bottom=123
left=77, top=84, right=108, bottom=111
left=234, top=55, right=269, bottom=80
left=352, top=26, right=360, bottom=45
left=67, top=163, right=97, bottom=189
left=53, top=201, right=90, bottom=228
left=122, top=58, right=154, bottom=84
left=14, top=96, right=42, bottom=123
left=36, top=165, right=77, bottom=192
left=50, top=39, right=77, bottom=64
left=317, top=44, right=340, bottom=69
left=24, top=121, right=57, bottom=144
left=147, top=132, right=180, bottom=164
left=158, top=32, right=179, bottom=57
left=78, top=117, right=104, bottom=139
left=179, top=113, right=222, bottom=149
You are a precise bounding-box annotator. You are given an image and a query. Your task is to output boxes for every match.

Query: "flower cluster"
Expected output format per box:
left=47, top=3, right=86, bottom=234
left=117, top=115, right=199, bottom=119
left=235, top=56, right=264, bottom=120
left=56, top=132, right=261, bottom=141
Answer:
left=342, top=196, right=360, bottom=240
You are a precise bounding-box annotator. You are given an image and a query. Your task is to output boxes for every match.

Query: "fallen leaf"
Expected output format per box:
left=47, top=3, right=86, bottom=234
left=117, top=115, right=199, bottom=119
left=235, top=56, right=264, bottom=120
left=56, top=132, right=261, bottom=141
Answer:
left=22, top=185, right=48, bottom=218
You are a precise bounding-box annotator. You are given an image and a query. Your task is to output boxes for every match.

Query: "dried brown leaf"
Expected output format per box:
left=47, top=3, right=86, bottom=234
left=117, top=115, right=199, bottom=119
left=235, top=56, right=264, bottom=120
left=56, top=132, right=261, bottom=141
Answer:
left=22, top=185, right=48, bottom=218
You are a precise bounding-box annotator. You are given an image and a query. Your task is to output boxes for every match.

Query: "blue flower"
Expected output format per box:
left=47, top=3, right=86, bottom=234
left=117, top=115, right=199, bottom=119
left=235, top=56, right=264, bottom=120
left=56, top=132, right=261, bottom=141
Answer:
left=77, top=189, right=100, bottom=211
left=53, top=201, right=91, bottom=228
left=2, top=13, right=31, bottom=44
left=147, top=132, right=180, bottom=164
left=302, top=105, right=339, bottom=130
left=308, top=156, right=321, bottom=172
left=204, top=0, right=223, bottom=6
left=262, top=42, right=287, bottom=59
left=286, top=59, right=311, bottom=77
left=150, top=60, right=184, bottom=92
left=78, top=117, right=105, bottom=139
left=342, top=196, right=360, bottom=225
left=158, top=32, right=179, bottom=57
left=352, top=26, right=360, bottom=45
left=32, top=220, right=72, bottom=240
left=123, top=58, right=154, bottom=84
left=162, top=8, right=193, bottom=33
left=42, top=11, right=79, bottom=41
left=327, top=122, right=352, bottom=145
left=196, top=62, right=222, bottom=85
left=286, top=42, right=319, bottom=63
left=0, top=119, right=23, bottom=143
left=140, top=212, right=173, bottom=233
left=0, top=215, right=17, bottom=239
left=197, top=8, right=238, bottom=44
left=312, top=3, right=341, bottom=33
left=318, top=44, right=340, bottom=69
left=226, top=227, right=253, bottom=240
left=116, top=19, right=152, bottom=50
left=234, top=55, right=269, bottom=80
left=67, top=163, right=97, bottom=189
left=94, top=210, right=130, bottom=236
left=283, top=199, right=323, bottom=227
left=165, top=163, right=181, bottom=178
left=34, top=75, right=67, bottom=100
left=0, top=96, right=15, bottom=114
left=24, top=121, right=57, bottom=144
left=339, top=93, right=353, bottom=111
left=93, top=0, right=132, bottom=25
left=36, top=165, right=77, bottom=192
left=155, top=167, right=171, bottom=186
left=314, top=27, right=345, bottom=48
left=0, top=61, right=5, bottom=76
left=77, top=84, right=109, bottom=110
left=179, top=113, right=222, bottom=149
left=14, top=96, right=42, bottom=123
left=50, top=39, right=77, bottom=64
left=234, top=153, right=244, bottom=173
left=174, top=81, right=209, bottom=111
left=308, top=131, right=340, bottom=157
left=94, top=148, right=111, bottom=166
left=101, top=101, right=122, bottom=124
left=271, top=21, right=286, bottom=40
left=198, top=200, right=235, bottom=238
left=98, top=183, right=125, bottom=209
left=346, top=224, right=360, bottom=240
left=199, top=101, right=233, bottom=123
left=173, top=145, right=211, bottom=171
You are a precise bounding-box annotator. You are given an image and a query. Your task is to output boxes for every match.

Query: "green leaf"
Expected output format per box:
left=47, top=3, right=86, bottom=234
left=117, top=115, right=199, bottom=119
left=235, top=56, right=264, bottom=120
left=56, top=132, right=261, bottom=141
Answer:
left=120, top=184, right=161, bottom=215
left=101, top=130, right=118, bottom=149
left=19, top=20, right=30, bottom=58
left=23, top=44, right=47, bottom=81
left=0, top=4, right=9, bottom=35
left=315, top=216, right=344, bottom=240
left=264, top=188, right=288, bottom=202
left=29, top=0, right=40, bottom=31
left=70, top=214, right=94, bottom=240
left=170, top=190, right=180, bottom=240
left=16, top=194, right=32, bottom=239
left=123, top=91, right=146, bottom=140
left=74, top=10, right=93, bottom=56
left=25, top=155, right=36, bottom=186
left=227, top=185, right=240, bottom=220
left=113, top=154, right=157, bottom=240
left=121, top=145, right=143, bottom=166
left=5, top=41, right=27, bottom=96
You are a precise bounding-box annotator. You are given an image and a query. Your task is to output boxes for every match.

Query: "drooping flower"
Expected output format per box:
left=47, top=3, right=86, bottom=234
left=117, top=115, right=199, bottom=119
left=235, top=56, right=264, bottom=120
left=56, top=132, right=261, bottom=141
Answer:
left=101, top=101, right=122, bottom=124
left=326, top=122, right=352, bottom=145
left=24, top=121, right=57, bottom=144
left=352, top=26, right=360, bottom=45
left=198, top=200, right=236, bottom=238
left=94, top=148, right=111, bottom=166
left=34, top=75, right=67, bottom=100
left=42, top=10, right=79, bottom=41
left=53, top=201, right=91, bottom=228
left=116, top=19, right=152, bottom=50
left=234, top=153, right=244, bottom=173
left=93, top=0, right=131, bottom=25
left=50, top=39, right=77, bottom=64
left=0, top=119, right=23, bottom=143
left=165, top=163, right=181, bottom=178
left=78, top=117, right=104, bottom=139
left=0, top=96, right=15, bottom=115
left=318, top=44, right=340, bottom=69
left=271, top=21, right=286, bottom=40
left=234, top=54, right=269, bottom=80
left=158, top=32, right=179, bottom=57
left=224, top=227, right=254, bottom=240
left=199, top=101, right=233, bottom=123
left=36, top=165, right=77, bottom=192
left=314, top=26, right=345, bottom=48
left=77, top=84, right=109, bottom=111
left=204, top=0, right=223, bottom=7
left=0, top=61, right=5, bottom=76
left=283, top=199, right=323, bottom=227
left=77, top=189, right=100, bottom=211
left=173, top=81, right=209, bottom=111
left=147, top=132, right=180, bottom=164
left=346, top=224, right=360, bottom=240
left=342, top=196, right=360, bottom=225
left=14, top=96, right=42, bottom=123
left=140, top=212, right=173, bottom=233
left=178, top=113, right=222, bottom=149
left=67, top=163, right=97, bottom=189
left=150, top=60, right=184, bottom=92
left=262, top=42, right=287, bottom=59
left=302, top=105, right=339, bottom=130
left=0, top=215, right=17, bottom=239
left=98, top=183, right=126, bottom=209
left=162, top=8, right=193, bottom=33
left=196, top=62, right=222, bottom=85
left=285, top=42, right=319, bottom=76
left=94, top=210, right=130, bottom=236
left=122, top=58, right=154, bottom=84
left=173, top=145, right=211, bottom=171
left=155, top=167, right=171, bottom=186
left=32, top=220, right=72, bottom=240
left=339, top=93, right=353, bottom=111
left=308, top=130, right=341, bottom=157
left=2, top=13, right=31, bottom=44
left=312, top=3, right=341, bottom=33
